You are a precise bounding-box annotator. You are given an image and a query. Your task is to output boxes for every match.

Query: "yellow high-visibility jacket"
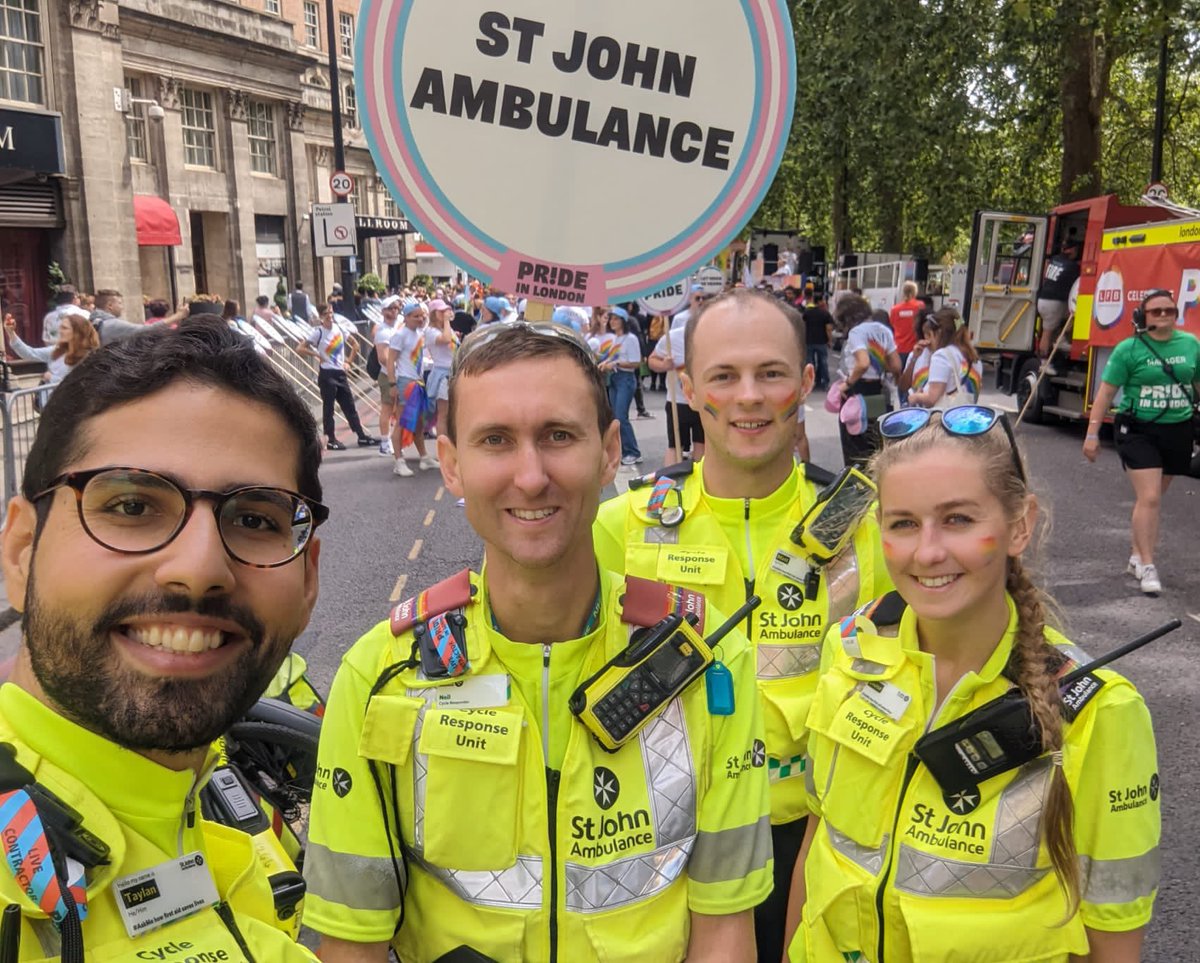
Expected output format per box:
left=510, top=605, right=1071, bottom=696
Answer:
left=594, top=461, right=891, bottom=822
left=794, top=596, right=1160, bottom=963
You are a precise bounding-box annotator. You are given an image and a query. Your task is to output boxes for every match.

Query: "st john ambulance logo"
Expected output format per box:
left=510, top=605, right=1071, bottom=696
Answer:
left=593, top=767, right=620, bottom=810
left=944, top=788, right=980, bottom=815
left=777, top=583, right=804, bottom=611
left=332, top=768, right=353, bottom=798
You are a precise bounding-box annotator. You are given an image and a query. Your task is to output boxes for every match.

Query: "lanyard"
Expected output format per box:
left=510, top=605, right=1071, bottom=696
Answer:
left=489, top=583, right=603, bottom=639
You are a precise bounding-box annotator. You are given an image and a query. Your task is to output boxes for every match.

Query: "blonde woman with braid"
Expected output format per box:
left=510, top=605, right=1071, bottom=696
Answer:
left=784, top=405, right=1160, bottom=963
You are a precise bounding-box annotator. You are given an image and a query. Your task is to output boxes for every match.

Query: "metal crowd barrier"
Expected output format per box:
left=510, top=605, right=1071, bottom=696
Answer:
left=1, top=385, right=48, bottom=506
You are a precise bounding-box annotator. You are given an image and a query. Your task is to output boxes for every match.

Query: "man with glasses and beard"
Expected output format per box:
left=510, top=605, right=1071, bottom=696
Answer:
left=0, top=320, right=323, bottom=960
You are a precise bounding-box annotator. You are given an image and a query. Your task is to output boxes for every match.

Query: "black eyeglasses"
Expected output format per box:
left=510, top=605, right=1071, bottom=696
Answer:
left=450, top=320, right=597, bottom=377
left=33, top=467, right=329, bottom=568
left=878, top=405, right=1027, bottom=483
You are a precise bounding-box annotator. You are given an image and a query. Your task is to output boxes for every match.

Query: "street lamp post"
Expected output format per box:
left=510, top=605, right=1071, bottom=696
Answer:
left=324, top=0, right=358, bottom=316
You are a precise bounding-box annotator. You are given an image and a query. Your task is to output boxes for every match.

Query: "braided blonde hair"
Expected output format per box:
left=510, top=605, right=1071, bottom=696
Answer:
left=870, top=422, right=1080, bottom=910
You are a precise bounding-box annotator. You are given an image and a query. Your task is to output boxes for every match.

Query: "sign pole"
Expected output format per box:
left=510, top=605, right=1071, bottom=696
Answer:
left=324, top=0, right=358, bottom=314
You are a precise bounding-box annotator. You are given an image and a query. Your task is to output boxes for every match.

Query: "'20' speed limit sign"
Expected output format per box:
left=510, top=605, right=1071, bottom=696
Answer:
left=330, top=170, right=354, bottom=197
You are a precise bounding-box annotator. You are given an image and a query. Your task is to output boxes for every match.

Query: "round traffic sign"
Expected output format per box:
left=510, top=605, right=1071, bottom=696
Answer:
left=357, top=0, right=795, bottom=304
left=333, top=225, right=351, bottom=241
left=330, top=171, right=355, bottom=197
left=1145, top=181, right=1169, bottom=202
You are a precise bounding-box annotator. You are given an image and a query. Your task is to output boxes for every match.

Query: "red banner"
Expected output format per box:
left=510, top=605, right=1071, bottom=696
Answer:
left=1088, top=241, right=1200, bottom=348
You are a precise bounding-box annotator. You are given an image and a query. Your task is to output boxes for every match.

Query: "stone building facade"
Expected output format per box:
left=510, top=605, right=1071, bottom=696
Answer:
left=0, top=0, right=405, bottom=347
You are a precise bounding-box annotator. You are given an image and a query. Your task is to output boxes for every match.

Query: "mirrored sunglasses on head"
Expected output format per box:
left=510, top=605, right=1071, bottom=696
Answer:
left=451, top=320, right=596, bottom=376
left=879, top=405, right=1027, bottom=483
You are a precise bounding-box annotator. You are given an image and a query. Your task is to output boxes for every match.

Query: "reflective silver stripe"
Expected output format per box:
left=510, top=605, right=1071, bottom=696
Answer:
left=644, top=525, right=680, bottom=545
left=410, top=850, right=544, bottom=910
left=803, top=753, right=817, bottom=797
left=565, top=699, right=697, bottom=912
left=990, top=757, right=1052, bottom=867
left=825, top=543, right=861, bottom=622
left=407, top=689, right=546, bottom=909
left=1080, top=850, right=1161, bottom=904
left=894, top=758, right=1054, bottom=899
left=827, top=823, right=889, bottom=875
left=757, top=641, right=821, bottom=679
left=894, top=844, right=1048, bottom=899
left=305, top=842, right=404, bottom=912
left=688, top=815, right=772, bottom=884
left=850, top=658, right=888, bottom=676
left=1056, top=642, right=1092, bottom=667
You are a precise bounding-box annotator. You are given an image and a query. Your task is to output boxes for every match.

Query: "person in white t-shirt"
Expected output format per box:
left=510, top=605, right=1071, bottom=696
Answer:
left=835, top=295, right=901, bottom=467
left=424, top=297, right=457, bottom=440
left=297, top=302, right=379, bottom=451
left=372, top=295, right=402, bottom=455
left=907, top=307, right=984, bottom=409
left=388, top=299, right=437, bottom=477
left=649, top=313, right=705, bottom=462
left=601, top=307, right=643, bottom=466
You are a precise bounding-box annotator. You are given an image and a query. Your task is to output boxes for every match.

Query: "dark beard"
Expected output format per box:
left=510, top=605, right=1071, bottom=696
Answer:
left=24, top=575, right=290, bottom=753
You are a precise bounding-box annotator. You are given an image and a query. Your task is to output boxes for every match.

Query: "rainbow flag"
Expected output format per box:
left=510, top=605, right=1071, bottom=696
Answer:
left=397, top=379, right=428, bottom=450
left=410, top=334, right=424, bottom=370
left=960, top=359, right=982, bottom=399
left=324, top=331, right=344, bottom=359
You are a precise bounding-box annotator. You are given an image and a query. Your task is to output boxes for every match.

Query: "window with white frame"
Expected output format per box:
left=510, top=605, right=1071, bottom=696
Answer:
left=247, top=101, right=277, bottom=175
left=339, top=12, right=353, bottom=59
left=343, top=83, right=357, bottom=127
left=382, top=192, right=397, bottom=218
left=303, top=2, right=319, bottom=47
left=181, top=87, right=217, bottom=168
left=264, top=0, right=280, bottom=13
left=0, top=0, right=45, bottom=105
left=125, top=76, right=150, bottom=162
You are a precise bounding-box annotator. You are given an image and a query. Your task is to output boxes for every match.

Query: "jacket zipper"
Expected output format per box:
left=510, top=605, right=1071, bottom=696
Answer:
left=874, top=753, right=919, bottom=963
left=742, top=499, right=756, bottom=638
left=178, top=771, right=199, bottom=856
left=543, top=644, right=560, bottom=963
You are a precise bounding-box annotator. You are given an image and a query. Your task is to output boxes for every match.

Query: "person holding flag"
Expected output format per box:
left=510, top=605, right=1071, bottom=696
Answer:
left=297, top=302, right=379, bottom=451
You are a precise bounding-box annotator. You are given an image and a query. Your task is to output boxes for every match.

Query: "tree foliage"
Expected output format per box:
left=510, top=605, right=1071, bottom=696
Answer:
left=752, top=0, right=1200, bottom=261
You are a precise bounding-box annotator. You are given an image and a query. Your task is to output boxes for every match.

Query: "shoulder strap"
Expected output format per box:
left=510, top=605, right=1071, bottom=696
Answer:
left=390, top=569, right=475, bottom=636
left=803, top=461, right=837, bottom=488
left=627, top=458, right=694, bottom=492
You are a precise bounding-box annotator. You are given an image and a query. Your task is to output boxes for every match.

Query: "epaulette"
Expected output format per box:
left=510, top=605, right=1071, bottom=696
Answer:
left=390, top=569, right=475, bottom=636
left=803, top=461, right=838, bottom=489
left=620, top=575, right=707, bottom=633
left=627, top=459, right=694, bottom=491
left=854, top=591, right=907, bottom=628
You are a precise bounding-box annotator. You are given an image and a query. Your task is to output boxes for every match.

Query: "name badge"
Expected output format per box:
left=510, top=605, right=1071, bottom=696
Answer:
left=431, top=673, right=510, bottom=710
left=656, top=546, right=727, bottom=585
left=770, top=549, right=811, bottom=584
left=859, top=680, right=912, bottom=722
left=114, top=852, right=220, bottom=939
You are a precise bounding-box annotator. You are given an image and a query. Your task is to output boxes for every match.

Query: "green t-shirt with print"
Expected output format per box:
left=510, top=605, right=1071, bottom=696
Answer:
left=1102, top=329, right=1200, bottom=424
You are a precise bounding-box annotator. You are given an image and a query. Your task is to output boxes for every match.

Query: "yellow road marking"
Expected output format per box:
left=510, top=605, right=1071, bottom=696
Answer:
left=434, top=486, right=445, bottom=502
left=389, top=573, right=408, bottom=603
left=424, top=510, right=436, bottom=527
left=408, top=539, right=424, bottom=561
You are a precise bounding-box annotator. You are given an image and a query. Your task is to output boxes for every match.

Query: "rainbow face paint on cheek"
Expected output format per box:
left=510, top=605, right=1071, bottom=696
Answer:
left=882, top=539, right=897, bottom=560
left=703, top=395, right=721, bottom=419
left=978, top=535, right=999, bottom=555
left=779, top=389, right=800, bottom=422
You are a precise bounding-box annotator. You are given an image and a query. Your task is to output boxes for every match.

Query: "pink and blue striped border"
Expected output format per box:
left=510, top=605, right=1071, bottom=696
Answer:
left=358, top=1, right=795, bottom=302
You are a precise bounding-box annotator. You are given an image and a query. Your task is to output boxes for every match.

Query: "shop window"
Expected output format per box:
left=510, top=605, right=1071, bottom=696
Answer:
left=0, top=0, right=44, bottom=106
left=181, top=87, right=217, bottom=169
left=248, top=101, right=277, bottom=176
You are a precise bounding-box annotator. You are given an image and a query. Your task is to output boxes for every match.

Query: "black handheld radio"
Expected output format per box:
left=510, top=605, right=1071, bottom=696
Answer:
left=571, top=596, right=761, bottom=752
left=915, top=619, right=1181, bottom=795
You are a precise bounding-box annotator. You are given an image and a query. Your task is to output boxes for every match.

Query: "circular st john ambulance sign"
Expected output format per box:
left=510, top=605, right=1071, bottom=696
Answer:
left=357, top=0, right=795, bottom=304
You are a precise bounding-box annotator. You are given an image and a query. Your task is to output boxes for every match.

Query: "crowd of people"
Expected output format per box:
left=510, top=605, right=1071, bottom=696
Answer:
left=0, top=260, right=1186, bottom=962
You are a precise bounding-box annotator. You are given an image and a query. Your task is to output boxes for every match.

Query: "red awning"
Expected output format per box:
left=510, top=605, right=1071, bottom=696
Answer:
left=133, top=194, right=181, bottom=246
